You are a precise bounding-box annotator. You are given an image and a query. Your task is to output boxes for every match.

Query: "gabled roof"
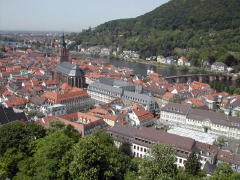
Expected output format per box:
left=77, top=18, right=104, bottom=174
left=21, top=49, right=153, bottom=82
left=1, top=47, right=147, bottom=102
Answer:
left=161, top=102, right=191, bottom=115
left=132, top=108, right=154, bottom=122
left=4, top=97, right=28, bottom=107
left=0, top=104, right=27, bottom=125
left=109, top=125, right=195, bottom=151
left=55, top=62, right=84, bottom=77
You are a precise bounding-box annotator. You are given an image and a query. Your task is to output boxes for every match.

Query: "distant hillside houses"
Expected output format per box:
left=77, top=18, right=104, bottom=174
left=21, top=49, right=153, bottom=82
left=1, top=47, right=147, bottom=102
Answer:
left=119, top=50, right=140, bottom=60
left=156, top=56, right=177, bottom=65
left=211, top=62, right=229, bottom=73
left=178, top=56, right=191, bottom=67
left=79, top=46, right=111, bottom=57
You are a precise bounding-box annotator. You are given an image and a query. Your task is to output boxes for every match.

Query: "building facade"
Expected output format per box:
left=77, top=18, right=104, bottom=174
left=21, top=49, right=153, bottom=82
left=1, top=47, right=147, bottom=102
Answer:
left=159, top=102, right=240, bottom=139
left=108, top=125, right=240, bottom=173
left=87, top=78, right=157, bottom=111
left=41, top=85, right=93, bottom=113
left=41, top=104, right=66, bottom=117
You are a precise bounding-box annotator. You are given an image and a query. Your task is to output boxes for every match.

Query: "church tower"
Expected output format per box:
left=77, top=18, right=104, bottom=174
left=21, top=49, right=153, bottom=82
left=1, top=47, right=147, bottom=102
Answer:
left=55, top=32, right=86, bottom=89
left=59, top=33, right=69, bottom=63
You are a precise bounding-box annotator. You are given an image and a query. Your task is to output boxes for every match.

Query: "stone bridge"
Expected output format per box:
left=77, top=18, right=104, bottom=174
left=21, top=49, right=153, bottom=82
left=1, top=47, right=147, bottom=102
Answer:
left=164, top=74, right=237, bottom=83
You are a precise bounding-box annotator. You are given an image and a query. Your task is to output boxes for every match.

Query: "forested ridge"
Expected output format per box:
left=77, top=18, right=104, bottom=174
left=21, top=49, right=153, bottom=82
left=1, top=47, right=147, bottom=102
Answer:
left=70, top=0, right=240, bottom=63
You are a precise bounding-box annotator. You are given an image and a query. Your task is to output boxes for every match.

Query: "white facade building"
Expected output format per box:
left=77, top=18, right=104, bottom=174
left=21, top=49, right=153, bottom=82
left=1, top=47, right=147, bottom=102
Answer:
left=159, top=102, right=240, bottom=139
left=41, top=104, right=66, bottom=117
left=108, top=125, right=240, bottom=173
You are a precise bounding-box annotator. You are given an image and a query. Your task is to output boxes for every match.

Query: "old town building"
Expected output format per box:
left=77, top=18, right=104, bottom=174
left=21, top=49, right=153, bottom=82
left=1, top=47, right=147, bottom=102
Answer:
left=159, top=102, right=240, bottom=139
left=54, top=34, right=86, bottom=88
left=87, top=78, right=157, bottom=111
left=41, top=83, right=93, bottom=113
left=108, top=125, right=240, bottom=173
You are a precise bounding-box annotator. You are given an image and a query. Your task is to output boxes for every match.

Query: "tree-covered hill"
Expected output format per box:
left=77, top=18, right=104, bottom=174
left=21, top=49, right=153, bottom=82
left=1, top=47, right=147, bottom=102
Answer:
left=70, top=0, right=240, bottom=63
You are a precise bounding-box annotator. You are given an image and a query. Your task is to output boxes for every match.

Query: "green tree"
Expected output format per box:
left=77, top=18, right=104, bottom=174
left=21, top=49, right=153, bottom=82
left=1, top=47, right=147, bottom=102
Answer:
left=213, top=137, right=226, bottom=149
left=0, top=122, right=46, bottom=154
left=48, top=121, right=81, bottom=141
left=48, top=120, right=66, bottom=132
left=215, top=162, right=234, bottom=176
left=184, top=152, right=201, bottom=175
left=139, top=143, right=177, bottom=180
left=59, top=130, right=130, bottom=180
left=26, top=110, right=37, bottom=118
left=234, top=88, right=240, bottom=95
left=0, top=148, right=24, bottom=179
left=211, top=162, right=234, bottom=180
left=119, top=141, right=133, bottom=157
left=14, top=131, right=74, bottom=180
left=175, top=168, right=205, bottom=180
left=124, top=171, right=141, bottom=180
left=63, top=124, right=81, bottom=142
left=179, top=66, right=189, bottom=74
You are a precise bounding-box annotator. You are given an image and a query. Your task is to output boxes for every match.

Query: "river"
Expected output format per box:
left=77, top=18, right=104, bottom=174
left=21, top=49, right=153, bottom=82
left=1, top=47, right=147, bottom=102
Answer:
left=93, top=58, right=238, bottom=87
left=98, top=58, right=180, bottom=76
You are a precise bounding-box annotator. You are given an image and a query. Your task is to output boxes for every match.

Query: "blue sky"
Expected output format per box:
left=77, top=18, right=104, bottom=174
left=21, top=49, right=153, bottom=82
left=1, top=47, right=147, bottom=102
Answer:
left=0, top=0, right=169, bottom=32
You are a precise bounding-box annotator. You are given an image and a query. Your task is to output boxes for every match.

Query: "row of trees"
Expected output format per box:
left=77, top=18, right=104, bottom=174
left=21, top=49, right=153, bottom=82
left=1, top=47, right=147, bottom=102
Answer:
left=0, top=121, right=240, bottom=180
left=209, top=80, right=240, bottom=95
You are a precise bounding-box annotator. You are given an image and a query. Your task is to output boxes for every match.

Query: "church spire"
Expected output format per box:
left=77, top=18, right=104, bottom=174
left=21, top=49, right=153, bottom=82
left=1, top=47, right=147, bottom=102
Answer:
left=61, top=33, right=67, bottom=48
left=59, top=32, right=69, bottom=63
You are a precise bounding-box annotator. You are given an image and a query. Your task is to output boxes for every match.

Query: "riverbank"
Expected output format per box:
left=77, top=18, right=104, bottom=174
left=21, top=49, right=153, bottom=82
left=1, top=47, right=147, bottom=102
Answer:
left=77, top=55, right=212, bottom=75
left=112, top=57, right=212, bottom=74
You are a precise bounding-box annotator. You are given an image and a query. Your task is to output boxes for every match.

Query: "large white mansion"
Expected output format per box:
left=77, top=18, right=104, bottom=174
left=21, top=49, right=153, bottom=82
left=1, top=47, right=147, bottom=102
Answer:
left=159, top=102, right=240, bottom=140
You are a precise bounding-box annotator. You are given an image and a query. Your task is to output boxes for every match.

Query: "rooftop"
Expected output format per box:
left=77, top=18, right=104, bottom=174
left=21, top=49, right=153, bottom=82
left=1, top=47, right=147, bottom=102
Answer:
left=55, top=62, right=84, bottom=77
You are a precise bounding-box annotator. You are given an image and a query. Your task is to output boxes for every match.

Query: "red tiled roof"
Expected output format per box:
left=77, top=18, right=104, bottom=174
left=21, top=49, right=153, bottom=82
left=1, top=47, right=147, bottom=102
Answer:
left=5, top=97, right=28, bottom=107
left=44, top=79, right=58, bottom=86
left=41, top=87, right=88, bottom=104
left=60, top=112, right=101, bottom=122
left=179, top=56, right=188, bottom=61
left=89, top=107, right=108, bottom=116
left=133, top=108, right=154, bottom=122
left=163, top=92, right=175, bottom=101
left=37, top=116, right=84, bottom=132
left=190, top=81, right=209, bottom=90
left=104, top=114, right=118, bottom=121
left=184, top=98, right=204, bottom=107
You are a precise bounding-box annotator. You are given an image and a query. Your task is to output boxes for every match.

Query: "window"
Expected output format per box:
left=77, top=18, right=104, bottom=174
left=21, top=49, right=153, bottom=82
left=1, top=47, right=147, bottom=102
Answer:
left=179, top=159, right=182, bottom=163
left=140, top=147, right=143, bottom=152
left=134, top=145, right=136, bottom=149
left=137, top=146, right=139, bottom=150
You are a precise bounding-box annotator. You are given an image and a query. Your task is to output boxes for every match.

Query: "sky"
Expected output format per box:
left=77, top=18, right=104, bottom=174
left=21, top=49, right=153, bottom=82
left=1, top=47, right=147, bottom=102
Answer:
left=0, top=0, right=169, bottom=32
